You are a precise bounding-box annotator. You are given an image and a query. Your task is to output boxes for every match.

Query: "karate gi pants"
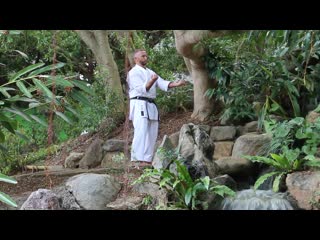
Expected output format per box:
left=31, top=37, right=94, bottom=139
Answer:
left=131, top=117, right=159, bottom=162
left=130, top=100, right=159, bottom=162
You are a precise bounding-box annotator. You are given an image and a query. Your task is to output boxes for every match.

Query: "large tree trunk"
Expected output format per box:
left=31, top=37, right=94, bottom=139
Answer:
left=190, top=59, right=216, bottom=121
left=174, top=30, right=233, bottom=121
left=76, top=30, right=125, bottom=113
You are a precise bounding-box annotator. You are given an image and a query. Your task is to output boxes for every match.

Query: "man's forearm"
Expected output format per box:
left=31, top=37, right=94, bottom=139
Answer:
left=146, top=78, right=158, bottom=91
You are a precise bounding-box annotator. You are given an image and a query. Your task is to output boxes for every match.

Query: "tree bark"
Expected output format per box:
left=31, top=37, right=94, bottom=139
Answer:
left=76, top=30, right=125, bottom=113
left=174, top=30, right=234, bottom=121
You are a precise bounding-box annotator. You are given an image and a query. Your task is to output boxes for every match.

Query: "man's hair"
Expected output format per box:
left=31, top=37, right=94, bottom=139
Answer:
left=134, top=49, right=146, bottom=58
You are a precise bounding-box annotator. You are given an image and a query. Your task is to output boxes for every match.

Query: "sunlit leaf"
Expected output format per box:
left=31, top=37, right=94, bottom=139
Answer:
left=4, top=107, right=31, bottom=121
left=0, top=192, right=18, bottom=208
left=13, top=50, right=29, bottom=59
left=72, top=80, right=94, bottom=95
left=10, top=63, right=45, bottom=82
left=0, top=173, right=17, bottom=184
left=16, top=81, right=32, bottom=98
left=55, top=111, right=72, bottom=124
left=29, top=114, right=48, bottom=127
left=32, top=78, right=53, bottom=99
left=254, top=171, right=279, bottom=190
left=28, top=62, right=65, bottom=77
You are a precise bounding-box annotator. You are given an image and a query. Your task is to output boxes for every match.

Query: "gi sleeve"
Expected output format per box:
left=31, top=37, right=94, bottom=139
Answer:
left=128, top=70, right=147, bottom=94
left=156, top=76, right=170, bottom=92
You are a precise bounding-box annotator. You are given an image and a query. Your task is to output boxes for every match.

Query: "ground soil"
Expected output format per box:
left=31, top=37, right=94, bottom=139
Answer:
left=0, top=109, right=217, bottom=209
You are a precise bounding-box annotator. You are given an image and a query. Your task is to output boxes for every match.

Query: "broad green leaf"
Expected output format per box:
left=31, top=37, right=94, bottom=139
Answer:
left=16, top=81, right=32, bottom=98
left=72, top=80, right=94, bottom=95
left=47, top=76, right=74, bottom=87
left=70, top=91, right=93, bottom=107
left=0, top=191, right=18, bottom=208
left=54, top=111, right=72, bottom=124
left=260, top=65, right=273, bottom=78
left=243, top=155, right=276, bottom=166
left=287, top=89, right=301, bottom=117
left=10, top=63, right=45, bottom=82
left=65, top=105, right=79, bottom=118
left=14, top=131, right=30, bottom=142
left=29, top=114, right=48, bottom=127
left=159, top=177, right=170, bottom=188
left=4, top=107, right=31, bottom=121
left=28, top=63, right=66, bottom=77
left=211, top=185, right=235, bottom=197
left=6, top=96, right=38, bottom=103
left=292, top=159, right=302, bottom=170
left=13, top=50, right=28, bottom=59
left=8, top=30, right=21, bottom=35
left=175, top=161, right=193, bottom=185
left=172, top=179, right=181, bottom=188
left=32, top=78, right=53, bottom=99
left=289, top=117, right=304, bottom=126
left=192, top=182, right=206, bottom=196
left=304, top=160, right=320, bottom=168
left=1, top=121, right=16, bottom=134
left=200, top=176, right=210, bottom=190
left=184, top=187, right=192, bottom=206
left=0, top=173, right=17, bottom=184
left=279, top=47, right=289, bottom=57
left=270, top=98, right=287, bottom=116
left=270, top=153, right=289, bottom=168
left=272, top=173, right=284, bottom=192
left=0, top=101, right=4, bottom=105
left=0, top=88, right=12, bottom=98
left=254, top=171, right=279, bottom=190
left=0, top=113, right=10, bottom=122
left=284, top=148, right=301, bottom=162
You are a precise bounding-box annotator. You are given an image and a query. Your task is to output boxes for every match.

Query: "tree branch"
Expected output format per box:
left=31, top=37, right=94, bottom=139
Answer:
left=75, top=30, right=97, bottom=53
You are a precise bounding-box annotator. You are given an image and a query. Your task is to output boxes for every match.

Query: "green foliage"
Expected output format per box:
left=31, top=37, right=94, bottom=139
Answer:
left=0, top=30, right=92, bottom=78
left=0, top=138, right=59, bottom=174
left=0, top=172, right=17, bottom=207
left=204, top=30, right=320, bottom=126
left=64, top=76, right=124, bottom=138
left=244, top=152, right=301, bottom=192
left=309, top=190, right=320, bottom=209
left=0, top=62, right=93, bottom=151
left=156, top=84, right=193, bottom=114
left=128, top=31, right=191, bottom=113
left=142, top=194, right=153, bottom=206
left=132, top=160, right=235, bottom=210
left=264, top=117, right=320, bottom=157
left=245, top=116, right=320, bottom=192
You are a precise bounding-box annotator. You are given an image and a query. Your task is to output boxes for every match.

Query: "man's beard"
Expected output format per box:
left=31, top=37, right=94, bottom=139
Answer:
left=140, top=61, right=147, bottom=66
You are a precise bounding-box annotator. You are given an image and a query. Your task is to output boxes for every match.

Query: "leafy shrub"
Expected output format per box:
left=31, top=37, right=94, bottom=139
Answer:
left=133, top=160, right=235, bottom=210
left=245, top=116, right=320, bottom=192
left=0, top=173, right=17, bottom=208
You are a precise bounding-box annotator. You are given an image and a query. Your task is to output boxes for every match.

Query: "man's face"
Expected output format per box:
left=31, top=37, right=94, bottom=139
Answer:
left=135, top=51, right=148, bottom=66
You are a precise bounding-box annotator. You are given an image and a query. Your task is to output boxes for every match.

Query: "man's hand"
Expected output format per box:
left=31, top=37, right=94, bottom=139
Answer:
left=146, top=74, right=159, bottom=91
left=176, top=80, right=187, bottom=86
left=168, top=79, right=188, bottom=88
left=151, top=74, right=158, bottom=82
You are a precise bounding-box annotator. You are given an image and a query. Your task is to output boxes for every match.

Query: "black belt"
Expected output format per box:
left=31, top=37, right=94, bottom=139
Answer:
left=130, top=96, right=156, bottom=104
left=130, top=96, right=159, bottom=120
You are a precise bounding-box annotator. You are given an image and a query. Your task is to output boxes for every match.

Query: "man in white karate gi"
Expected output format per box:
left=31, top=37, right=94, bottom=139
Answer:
left=127, top=49, right=187, bottom=166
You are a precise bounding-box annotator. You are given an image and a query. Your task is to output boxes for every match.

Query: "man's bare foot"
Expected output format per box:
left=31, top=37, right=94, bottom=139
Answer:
left=138, top=161, right=152, bottom=167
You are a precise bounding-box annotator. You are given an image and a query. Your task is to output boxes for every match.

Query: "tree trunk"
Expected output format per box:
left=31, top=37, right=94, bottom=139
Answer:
left=174, top=30, right=234, bottom=121
left=76, top=30, right=125, bottom=113
left=190, top=59, right=216, bottom=121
